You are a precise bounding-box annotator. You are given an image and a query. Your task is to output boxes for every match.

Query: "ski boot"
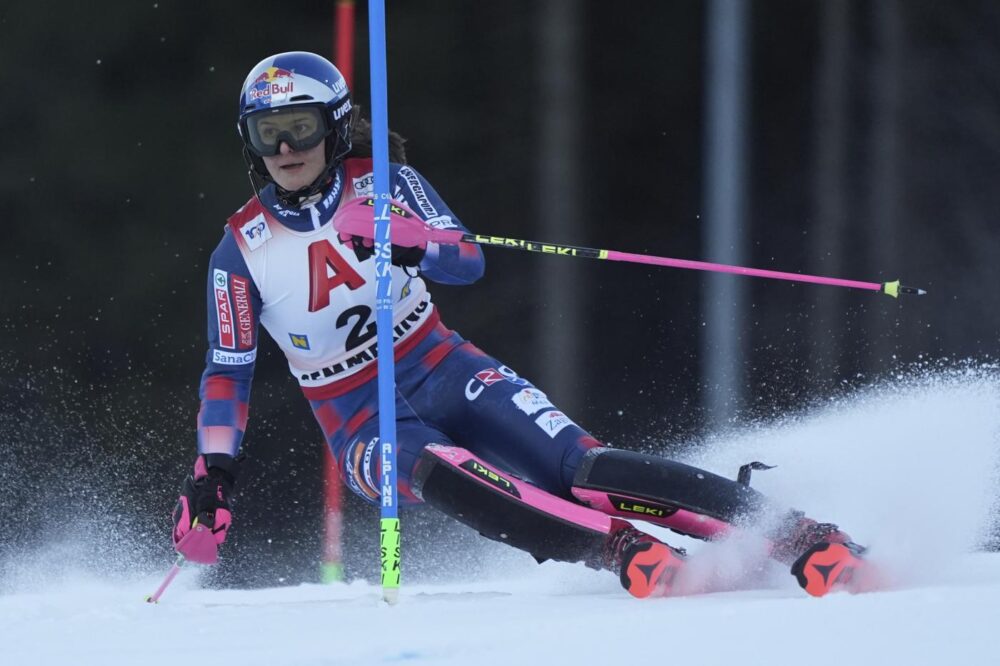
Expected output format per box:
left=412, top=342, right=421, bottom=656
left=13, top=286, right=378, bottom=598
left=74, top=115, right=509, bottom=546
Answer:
left=773, top=512, right=878, bottom=596
left=604, top=523, right=687, bottom=598
left=791, top=541, right=877, bottom=596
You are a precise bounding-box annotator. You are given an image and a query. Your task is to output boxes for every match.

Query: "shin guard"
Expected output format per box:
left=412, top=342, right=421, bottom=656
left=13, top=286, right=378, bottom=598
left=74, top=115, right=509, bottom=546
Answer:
left=571, top=447, right=767, bottom=539
left=411, top=444, right=615, bottom=568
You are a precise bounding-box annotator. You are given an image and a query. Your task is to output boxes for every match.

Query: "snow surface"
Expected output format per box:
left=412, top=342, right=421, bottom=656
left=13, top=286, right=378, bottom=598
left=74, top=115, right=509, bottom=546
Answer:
left=3, top=368, right=1000, bottom=665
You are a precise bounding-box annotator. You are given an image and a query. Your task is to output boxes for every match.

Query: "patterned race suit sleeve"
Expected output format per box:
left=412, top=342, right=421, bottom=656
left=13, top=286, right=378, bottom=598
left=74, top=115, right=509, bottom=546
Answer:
left=197, top=229, right=262, bottom=457
left=392, top=164, right=484, bottom=285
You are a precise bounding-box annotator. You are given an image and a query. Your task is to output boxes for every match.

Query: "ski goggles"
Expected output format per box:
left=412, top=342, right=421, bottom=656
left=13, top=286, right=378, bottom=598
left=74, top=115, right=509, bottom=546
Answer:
left=242, top=105, right=332, bottom=157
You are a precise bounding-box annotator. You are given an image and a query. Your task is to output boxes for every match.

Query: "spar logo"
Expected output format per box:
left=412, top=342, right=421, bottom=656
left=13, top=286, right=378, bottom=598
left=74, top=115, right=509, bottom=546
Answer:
left=248, top=66, right=295, bottom=101
left=213, top=269, right=235, bottom=350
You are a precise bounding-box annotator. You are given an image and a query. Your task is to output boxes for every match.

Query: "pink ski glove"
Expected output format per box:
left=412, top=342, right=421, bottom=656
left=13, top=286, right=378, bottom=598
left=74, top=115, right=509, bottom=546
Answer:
left=333, top=196, right=463, bottom=249
left=171, top=454, right=240, bottom=563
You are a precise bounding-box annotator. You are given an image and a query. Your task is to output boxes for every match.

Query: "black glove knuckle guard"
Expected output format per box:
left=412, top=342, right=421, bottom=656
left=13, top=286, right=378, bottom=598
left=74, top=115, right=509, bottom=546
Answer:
left=349, top=236, right=425, bottom=267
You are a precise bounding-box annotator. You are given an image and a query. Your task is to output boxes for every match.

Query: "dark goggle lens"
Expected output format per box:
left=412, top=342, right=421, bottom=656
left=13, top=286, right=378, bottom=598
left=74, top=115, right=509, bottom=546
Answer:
left=245, top=106, right=330, bottom=156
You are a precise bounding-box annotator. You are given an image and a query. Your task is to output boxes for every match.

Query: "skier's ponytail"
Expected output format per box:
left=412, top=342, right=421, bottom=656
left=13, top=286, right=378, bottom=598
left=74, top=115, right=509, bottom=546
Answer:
left=347, top=105, right=408, bottom=164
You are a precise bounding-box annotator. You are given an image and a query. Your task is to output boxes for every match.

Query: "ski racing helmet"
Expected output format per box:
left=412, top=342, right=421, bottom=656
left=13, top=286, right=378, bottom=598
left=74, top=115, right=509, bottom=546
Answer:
left=237, top=51, right=353, bottom=202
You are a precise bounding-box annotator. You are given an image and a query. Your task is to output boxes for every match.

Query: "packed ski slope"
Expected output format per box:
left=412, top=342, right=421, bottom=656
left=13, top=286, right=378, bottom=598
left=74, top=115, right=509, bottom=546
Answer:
left=2, top=368, right=999, bottom=666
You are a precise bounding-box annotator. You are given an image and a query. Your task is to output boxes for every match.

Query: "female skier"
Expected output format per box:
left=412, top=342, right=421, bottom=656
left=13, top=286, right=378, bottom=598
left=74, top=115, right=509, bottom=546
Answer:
left=171, top=51, right=870, bottom=599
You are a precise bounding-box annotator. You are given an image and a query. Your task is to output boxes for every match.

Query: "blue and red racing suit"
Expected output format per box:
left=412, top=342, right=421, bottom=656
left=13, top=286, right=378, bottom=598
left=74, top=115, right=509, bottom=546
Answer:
left=198, top=158, right=600, bottom=504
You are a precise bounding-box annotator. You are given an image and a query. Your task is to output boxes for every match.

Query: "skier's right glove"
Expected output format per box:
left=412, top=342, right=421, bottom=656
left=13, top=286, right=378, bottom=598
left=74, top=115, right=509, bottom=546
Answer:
left=171, top=453, right=240, bottom=562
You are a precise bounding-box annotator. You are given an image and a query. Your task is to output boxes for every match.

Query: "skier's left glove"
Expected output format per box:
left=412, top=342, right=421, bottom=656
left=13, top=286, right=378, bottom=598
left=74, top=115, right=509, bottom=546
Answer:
left=171, top=453, right=241, bottom=562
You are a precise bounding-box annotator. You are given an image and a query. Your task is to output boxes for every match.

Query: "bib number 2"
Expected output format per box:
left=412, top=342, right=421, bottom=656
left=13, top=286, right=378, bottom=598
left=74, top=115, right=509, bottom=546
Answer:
left=337, top=305, right=376, bottom=352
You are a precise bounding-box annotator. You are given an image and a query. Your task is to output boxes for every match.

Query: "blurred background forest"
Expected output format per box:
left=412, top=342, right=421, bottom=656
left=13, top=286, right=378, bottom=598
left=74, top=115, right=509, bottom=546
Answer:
left=2, top=0, right=999, bottom=587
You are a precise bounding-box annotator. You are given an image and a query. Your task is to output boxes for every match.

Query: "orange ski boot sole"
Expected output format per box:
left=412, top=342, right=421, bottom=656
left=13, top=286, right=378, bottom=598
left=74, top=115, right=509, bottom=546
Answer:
left=621, top=542, right=685, bottom=599
left=792, top=541, right=868, bottom=597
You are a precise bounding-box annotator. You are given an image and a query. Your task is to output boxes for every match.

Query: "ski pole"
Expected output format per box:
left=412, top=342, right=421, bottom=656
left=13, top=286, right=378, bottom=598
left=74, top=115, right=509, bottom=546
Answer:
left=145, top=516, right=220, bottom=604
left=334, top=200, right=924, bottom=297
left=448, top=233, right=926, bottom=298
left=145, top=553, right=185, bottom=604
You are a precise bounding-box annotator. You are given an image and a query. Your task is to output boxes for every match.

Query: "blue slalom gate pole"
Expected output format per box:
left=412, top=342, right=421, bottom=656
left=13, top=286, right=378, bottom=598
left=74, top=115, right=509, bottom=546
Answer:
left=368, top=0, right=400, bottom=604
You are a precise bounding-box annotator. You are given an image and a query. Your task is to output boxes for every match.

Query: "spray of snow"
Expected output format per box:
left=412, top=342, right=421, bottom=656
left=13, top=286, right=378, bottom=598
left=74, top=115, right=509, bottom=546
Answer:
left=677, top=364, right=1000, bottom=589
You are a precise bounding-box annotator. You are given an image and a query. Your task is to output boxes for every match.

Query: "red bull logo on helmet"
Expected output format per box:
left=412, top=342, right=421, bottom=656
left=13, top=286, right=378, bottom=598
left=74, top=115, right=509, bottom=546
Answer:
left=248, top=66, right=295, bottom=101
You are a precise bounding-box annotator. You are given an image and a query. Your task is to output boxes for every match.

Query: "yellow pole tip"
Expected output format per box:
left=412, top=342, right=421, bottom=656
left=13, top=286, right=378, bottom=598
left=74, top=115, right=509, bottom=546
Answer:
left=883, top=280, right=900, bottom=298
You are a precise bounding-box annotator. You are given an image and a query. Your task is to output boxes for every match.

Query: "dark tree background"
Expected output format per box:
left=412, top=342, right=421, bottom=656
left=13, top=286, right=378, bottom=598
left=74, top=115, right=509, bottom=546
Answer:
left=1, top=1, right=998, bottom=587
